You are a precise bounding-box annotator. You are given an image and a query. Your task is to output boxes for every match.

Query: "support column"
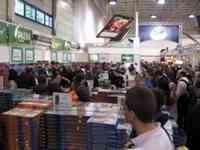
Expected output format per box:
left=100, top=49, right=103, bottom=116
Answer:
left=134, top=11, right=140, bottom=49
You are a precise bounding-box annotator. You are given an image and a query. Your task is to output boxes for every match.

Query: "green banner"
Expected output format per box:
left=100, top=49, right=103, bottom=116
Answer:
left=8, top=24, right=32, bottom=47
left=51, top=38, right=65, bottom=50
left=0, top=22, right=8, bottom=44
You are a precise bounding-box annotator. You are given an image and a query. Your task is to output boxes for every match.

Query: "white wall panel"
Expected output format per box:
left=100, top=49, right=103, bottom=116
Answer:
left=0, top=46, right=10, bottom=63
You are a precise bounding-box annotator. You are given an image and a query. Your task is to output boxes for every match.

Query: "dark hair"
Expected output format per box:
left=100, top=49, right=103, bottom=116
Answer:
left=37, top=76, right=47, bottom=84
left=60, top=79, right=71, bottom=88
left=152, top=88, right=166, bottom=112
left=126, top=87, right=157, bottom=123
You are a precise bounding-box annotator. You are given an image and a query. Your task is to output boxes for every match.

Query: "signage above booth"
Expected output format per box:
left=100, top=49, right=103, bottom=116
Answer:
left=8, top=25, right=32, bottom=46
left=139, top=24, right=180, bottom=43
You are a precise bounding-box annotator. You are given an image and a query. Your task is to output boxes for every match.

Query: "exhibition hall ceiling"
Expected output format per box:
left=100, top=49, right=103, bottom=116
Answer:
left=111, top=0, right=200, bottom=34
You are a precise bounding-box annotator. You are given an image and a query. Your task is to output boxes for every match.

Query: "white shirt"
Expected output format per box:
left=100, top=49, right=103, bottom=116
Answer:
left=127, top=124, right=175, bottom=150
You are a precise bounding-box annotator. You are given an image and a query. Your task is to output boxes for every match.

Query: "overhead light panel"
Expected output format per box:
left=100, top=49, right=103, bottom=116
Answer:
left=157, top=0, right=165, bottom=4
left=109, top=0, right=117, bottom=5
left=189, top=14, right=195, bottom=18
left=151, top=15, right=157, bottom=19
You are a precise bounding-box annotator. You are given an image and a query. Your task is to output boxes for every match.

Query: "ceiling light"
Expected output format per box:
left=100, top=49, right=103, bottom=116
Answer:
left=157, top=0, right=165, bottom=5
left=151, top=15, right=157, bottom=19
left=109, top=0, right=117, bottom=5
left=189, top=14, right=195, bottom=18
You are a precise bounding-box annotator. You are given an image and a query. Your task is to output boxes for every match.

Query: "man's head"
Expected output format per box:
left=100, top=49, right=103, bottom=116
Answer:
left=125, top=87, right=157, bottom=125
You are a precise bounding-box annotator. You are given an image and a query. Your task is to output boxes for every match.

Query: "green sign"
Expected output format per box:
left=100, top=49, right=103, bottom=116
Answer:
left=25, top=48, right=34, bottom=64
left=8, top=24, right=32, bottom=47
left=122, top=54, right=134, bottom=63
left=0, top=22, right=8, bottom=44
left=51, top=38, right=65, bottom=50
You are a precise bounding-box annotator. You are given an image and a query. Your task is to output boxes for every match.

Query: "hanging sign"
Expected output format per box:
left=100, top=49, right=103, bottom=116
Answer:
left=51, top=38, right=65, bottom=50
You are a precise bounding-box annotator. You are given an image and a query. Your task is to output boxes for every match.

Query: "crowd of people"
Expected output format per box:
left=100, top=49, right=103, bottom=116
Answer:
left=7, top=61, right=200, bottom=150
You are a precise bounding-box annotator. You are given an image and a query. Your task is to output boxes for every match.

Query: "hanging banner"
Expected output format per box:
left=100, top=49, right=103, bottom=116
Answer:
left=139, top=25, right=179, bottom=43
left=0, top=22, right=8, bottom=44
left=8, top=24, right=32, bottom=47
left=51, top=38, right=65, bottom=50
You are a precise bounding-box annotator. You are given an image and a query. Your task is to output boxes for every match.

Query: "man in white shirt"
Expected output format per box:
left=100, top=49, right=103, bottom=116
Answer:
left=125, top=87, right=174, bottom=150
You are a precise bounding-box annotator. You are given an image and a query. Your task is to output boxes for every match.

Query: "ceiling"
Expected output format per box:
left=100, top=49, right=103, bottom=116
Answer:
left=111, top=0, right=200, bottom=35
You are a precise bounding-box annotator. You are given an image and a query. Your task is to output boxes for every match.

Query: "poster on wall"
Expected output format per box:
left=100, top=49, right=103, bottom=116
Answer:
left=121, top=54, right=134, bottom=63
left=63, top=53, right=71, bottom=63
left=0, top=22, right=8, bottom=44
left=51, top=51, right=57, bottom=62
left=96, top=15, right=134, bottom=41
left=11, top=47, right=23, bottom=64
left=139, top=25, right=179, bottom=43
left=25, top=48, right=34, bottom=64
left=89, top=54, right=99, bottom=63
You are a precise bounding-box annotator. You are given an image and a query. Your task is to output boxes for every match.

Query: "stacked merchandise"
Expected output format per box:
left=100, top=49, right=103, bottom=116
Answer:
left=40, top=106, right=90, bottom=150
left=17, top=101, right=53, bottom=110
left=86, top=114, right=128, bottom=150
left=2, top=108, right=43, bottom=150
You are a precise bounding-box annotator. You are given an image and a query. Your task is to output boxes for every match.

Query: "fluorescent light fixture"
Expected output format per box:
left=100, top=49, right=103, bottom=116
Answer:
left=189, top=14, right=195, bottom=18
left=109, top=0, right=117, bottom=5
left=151, top=15, right=157, bottom=19
left=157, top=0, right=165, bottom=4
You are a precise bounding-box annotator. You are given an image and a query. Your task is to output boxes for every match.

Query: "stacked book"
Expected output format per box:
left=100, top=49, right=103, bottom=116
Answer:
left=40, top=106, right=91, bottom=150
left=86, top=114, right=128, bottom=150
left=17, top=100, right=53, bottom=110
left=2, top=108, right=43, bottom=150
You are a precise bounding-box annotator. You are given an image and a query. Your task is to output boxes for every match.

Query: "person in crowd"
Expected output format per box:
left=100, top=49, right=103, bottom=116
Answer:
left=144, top=72, right=153, bottom=88
left=193, top=71, right=200, bottom=99
left=73, top=74, right=90, bottom=102
left=33, top=76, right=48, bottom=95
left=126, top=64, right=136, bottom=87
left=125, top=87, right=174, bottom=150
left=155, top=70, right=170, bottom=102
left=18, top=67, right=36, bottom=89
left=186, top=103, right=200, bottom=150
left=48, top=73, right=62, bottom=95
left=176, top=70, right=191, bottom=129
left=152, top=88, right=168, bottom=126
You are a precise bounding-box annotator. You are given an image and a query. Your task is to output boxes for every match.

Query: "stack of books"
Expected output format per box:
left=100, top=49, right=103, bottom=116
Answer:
left=86, top=114, right=127, bottom=150
left=17, top=101, right=53, bottom=110
left=40, top=106, right=91, bottom=150
left=2, top=108, right=43, bottom=150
